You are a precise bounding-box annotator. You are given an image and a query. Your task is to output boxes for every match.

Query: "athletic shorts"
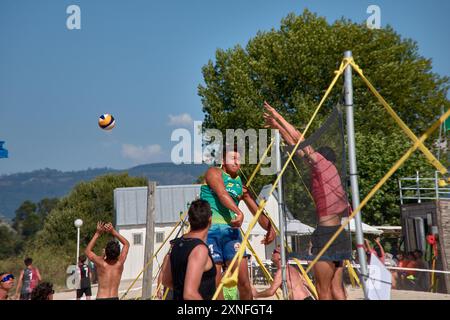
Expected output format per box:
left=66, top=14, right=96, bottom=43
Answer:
left=311, top=225, right=352, bottom=262
left=207, top=224, right=250, bottom=264
left=76, top=287, right=92, bottom=298
left=96, top=297, right=119, bottom=300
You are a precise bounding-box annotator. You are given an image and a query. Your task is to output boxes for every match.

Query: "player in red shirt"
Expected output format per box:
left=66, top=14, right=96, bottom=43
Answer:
left=263, top=102, right=351, bottom=300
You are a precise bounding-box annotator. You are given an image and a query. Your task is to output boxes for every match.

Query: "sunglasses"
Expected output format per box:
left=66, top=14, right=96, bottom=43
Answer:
left=1, top=274, right=14, bottom=282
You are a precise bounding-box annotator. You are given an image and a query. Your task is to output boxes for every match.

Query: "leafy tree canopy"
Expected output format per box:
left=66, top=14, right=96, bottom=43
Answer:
left=35, top=174, right=147, bottom=254
left=198, top=10, right=449, bottom=225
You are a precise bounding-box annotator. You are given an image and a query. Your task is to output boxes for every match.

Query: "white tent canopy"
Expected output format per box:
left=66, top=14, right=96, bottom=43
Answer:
left=243, top=219, right=315, bottom=236
left=344, top=218, right=383, bottom=235
left=286, top=219, right=315, bottom=235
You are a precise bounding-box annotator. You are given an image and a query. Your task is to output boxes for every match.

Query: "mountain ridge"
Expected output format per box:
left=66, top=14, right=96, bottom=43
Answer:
left=0, top=162, right=208, bottom=221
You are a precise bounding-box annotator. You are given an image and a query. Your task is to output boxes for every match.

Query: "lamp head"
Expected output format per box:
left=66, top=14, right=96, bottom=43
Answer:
left=74, top=219, right=83, bottom=228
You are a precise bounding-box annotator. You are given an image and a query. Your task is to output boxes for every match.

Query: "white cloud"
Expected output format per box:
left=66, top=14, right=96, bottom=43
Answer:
left=121, top=144, right=163, bottom=164
left=168, top=113, right=194, bottom=127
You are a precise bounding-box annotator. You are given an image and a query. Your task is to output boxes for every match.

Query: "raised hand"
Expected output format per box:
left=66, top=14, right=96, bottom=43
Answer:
left=263, top=112, right=280, bottom=129
left=96, top=221, right=105, bottom=234
left=103, top=222, right=114, bottom=233
left=263, top=101, right=280, bottom=118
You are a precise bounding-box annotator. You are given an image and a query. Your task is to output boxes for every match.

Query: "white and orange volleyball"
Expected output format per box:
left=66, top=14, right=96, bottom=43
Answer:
left=98, top=114, right=115, bottom=130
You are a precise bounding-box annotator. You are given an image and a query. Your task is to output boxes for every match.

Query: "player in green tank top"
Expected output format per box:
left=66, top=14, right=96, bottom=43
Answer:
left=200, top=170, right=243, bottom=225
left=200, top=143, right=276, bottom=300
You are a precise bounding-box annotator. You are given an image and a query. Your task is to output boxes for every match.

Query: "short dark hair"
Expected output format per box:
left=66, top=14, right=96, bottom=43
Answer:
left=188, top=199, right=212, bottom=231
left=414, top=249, right=423, bottom=257
left=78, top=255, right=87, bottom=263
left=105, top=241, right=121, bottom=260
left=317, top=146, right=337, bottom=163
left=24, top=258, right=33, bottom=266
left=222, top=143, right=239, bottom=158
left=31, top=282, right=54, bottom=300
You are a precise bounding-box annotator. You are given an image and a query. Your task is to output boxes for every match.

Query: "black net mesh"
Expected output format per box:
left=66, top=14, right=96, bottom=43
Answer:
left=281, top=106, right=352, bottom=261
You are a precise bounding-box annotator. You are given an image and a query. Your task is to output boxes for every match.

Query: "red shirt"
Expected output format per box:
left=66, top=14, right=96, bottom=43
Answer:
left=310, top=153, right=348, bottom=217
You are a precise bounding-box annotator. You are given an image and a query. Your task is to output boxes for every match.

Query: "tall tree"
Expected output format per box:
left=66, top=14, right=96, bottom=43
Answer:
left=198, top=10, right=449, bottom=225
left=35, top=174, right=147, bottom=253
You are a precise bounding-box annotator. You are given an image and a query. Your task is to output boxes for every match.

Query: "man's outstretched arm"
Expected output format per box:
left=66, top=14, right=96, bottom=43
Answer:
left=252, top=269, right=282, bottom=298
left=14, top=270, right=24, bottom=298
left=241, top=187, right=276, bottom=244
left=264, top=102, right=316, bottom=161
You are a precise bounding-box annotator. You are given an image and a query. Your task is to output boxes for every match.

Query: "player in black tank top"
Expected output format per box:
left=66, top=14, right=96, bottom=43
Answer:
left=170, top=237, right=216, bottom=300
left=161, top=199, right=216, bottom=300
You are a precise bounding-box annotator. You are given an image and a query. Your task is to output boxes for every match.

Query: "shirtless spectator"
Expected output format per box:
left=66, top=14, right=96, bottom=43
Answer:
left=85, top=221, right=130, bottom=300
left=251, top=246, right=314, bottom=300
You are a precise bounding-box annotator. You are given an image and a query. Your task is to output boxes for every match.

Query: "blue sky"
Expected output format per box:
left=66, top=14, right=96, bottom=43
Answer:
left=0, top=0, right=449, bottom=175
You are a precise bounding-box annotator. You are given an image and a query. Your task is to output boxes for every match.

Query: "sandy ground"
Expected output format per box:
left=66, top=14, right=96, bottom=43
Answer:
left=53, top=280, right=450, bottom=300
left=54, top=279, right=145, bottom=300
left=346, top=286, right=450, bottom=300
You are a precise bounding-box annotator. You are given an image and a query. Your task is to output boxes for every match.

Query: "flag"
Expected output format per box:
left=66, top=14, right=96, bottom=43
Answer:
left=0, top=141, right=8, bottom=159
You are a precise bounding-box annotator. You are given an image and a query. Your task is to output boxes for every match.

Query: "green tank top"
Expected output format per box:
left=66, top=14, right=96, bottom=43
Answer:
left=200, top=169, right=243, bottom=225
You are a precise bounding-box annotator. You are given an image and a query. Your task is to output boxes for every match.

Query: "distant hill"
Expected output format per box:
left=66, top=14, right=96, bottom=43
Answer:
left=0, top=163, right=208, bottom=221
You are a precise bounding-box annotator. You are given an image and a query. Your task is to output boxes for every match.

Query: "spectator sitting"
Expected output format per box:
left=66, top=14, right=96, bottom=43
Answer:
left=392, top=251, right=407, bottom=290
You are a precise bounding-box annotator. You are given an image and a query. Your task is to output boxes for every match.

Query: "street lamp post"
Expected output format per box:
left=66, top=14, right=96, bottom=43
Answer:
left=74, top=219, right=83, bottom=264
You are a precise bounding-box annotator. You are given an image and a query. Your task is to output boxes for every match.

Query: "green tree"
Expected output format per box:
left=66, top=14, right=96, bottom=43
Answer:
left=0, top=222, right=20, bottom=259
left=198, top=10, right=449, bottom=226
left=35, top=174, right=147, bottom=254
left=12, top=200, right=38, bottom=238
left=11, top=198, right=59, bottom=241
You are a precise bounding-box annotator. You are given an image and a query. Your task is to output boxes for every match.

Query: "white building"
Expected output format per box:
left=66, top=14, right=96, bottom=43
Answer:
left=114, top=184, right=314, bottom=280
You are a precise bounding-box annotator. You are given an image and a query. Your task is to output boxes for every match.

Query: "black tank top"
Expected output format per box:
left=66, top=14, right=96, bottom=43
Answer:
left=170, top=237, right=216, bottom=300
left=79, top=263, right=91, bottom=289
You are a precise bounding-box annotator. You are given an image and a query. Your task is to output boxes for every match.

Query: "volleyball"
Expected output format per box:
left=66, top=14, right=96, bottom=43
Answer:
left=98, top=114, right=115, bottom=130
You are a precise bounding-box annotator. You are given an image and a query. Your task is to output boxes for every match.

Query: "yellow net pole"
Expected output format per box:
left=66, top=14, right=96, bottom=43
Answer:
left=162, top=286, right=170, bottom=300
left=349, top=59, right=447, bottom=175
left=305, top=109, right=450, bottom=273
left=345, top=260, right=362, bottom=288
left=151, top=282, right=163, bottom=300
left=431, top=257, right=437, bottom=292
left=292, top=258, right=318, bottom=299
left=246, top=139, right=275, bottom=187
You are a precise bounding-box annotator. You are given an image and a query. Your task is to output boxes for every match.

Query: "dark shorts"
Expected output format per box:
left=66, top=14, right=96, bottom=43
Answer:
left=310, top=224, right=351, bottom=262
left=20, top=292, right=31, bottom=300
left=207, top=224, right=250, bottom=264
left=304, top=296, right=314, bottom=300
left=96, top=297, right=119, bottom=300
left=77, top=287, right=92, bottom=298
